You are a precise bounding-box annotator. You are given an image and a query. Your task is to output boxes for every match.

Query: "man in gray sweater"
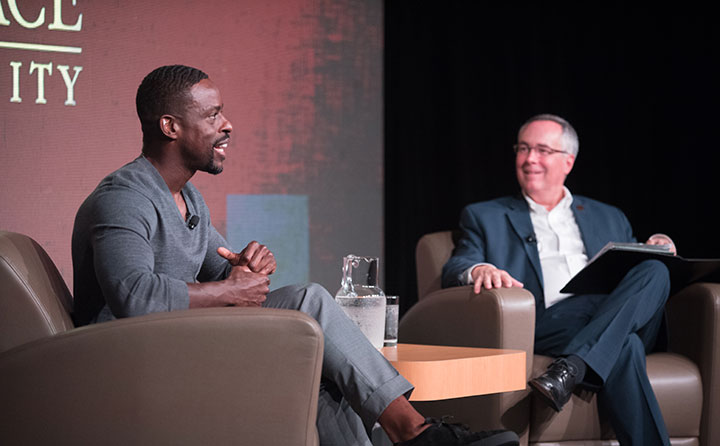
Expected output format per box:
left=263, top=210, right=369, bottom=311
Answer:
left=71, top=65, right=518, bottom=446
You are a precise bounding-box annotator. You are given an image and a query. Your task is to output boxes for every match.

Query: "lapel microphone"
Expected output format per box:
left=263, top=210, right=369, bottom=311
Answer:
left=526, top=235, right=536, bottom=244
left=188, top=215, right=199, bottom=230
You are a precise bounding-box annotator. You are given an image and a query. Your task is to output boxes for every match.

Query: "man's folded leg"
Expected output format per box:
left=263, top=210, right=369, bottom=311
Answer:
left=265, top=283, right=413, bottom=434
left=531, top=259, right=672, bottom=445
left=564, top=259, right=670, bottom=382
left=266, top=283, right=519, bottom=446
left=317, top=381, right=374, bottom=445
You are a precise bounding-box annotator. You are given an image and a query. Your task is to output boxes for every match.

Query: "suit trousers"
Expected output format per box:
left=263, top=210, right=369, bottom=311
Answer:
left=264, top=283, right=414, bottom=446
left=534, top=260, right=671, bottom=446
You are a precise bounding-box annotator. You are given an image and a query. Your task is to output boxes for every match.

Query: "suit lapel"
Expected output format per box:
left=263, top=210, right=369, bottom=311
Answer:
left=506, top=197, right=544, bottom=291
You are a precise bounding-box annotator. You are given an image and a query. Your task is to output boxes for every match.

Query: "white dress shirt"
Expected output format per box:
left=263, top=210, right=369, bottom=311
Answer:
left=525, top=188, right=588, bottom=307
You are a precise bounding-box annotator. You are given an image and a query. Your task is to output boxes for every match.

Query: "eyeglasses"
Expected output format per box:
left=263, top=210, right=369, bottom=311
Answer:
left=513, top=143, right=568, bottom=157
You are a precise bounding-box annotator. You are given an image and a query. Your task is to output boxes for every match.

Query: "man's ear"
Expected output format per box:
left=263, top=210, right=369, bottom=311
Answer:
left=159, top=115, right=180, bottom=140
left=563, top=154, right=576, bottom=175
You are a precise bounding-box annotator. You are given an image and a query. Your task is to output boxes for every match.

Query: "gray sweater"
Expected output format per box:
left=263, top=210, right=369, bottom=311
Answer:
left=72, top=156, right=232, bottom=325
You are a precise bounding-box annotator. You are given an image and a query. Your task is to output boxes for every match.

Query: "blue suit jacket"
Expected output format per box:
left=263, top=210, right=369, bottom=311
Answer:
left=442, top=195, right=636, bottom=320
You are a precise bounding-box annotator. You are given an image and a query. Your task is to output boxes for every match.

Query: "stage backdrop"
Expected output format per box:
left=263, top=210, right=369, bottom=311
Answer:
left=1, top=0, right=383, bottom=294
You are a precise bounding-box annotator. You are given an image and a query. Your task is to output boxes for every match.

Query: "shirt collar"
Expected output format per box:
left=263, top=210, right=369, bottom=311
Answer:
left=524, top=187, right=574, bottom=214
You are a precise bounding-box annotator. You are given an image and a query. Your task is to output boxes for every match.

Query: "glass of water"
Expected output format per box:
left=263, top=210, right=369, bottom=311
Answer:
left=384, top=295, right=399, bottom=346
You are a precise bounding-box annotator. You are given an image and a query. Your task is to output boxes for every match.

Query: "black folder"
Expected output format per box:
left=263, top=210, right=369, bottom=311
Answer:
left=560, top=242, right=720, bottom=295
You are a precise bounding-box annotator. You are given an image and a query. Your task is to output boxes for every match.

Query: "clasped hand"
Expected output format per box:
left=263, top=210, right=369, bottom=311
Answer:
left=216, top=241, right=276, bottom=307
left=218, top=241, right=277, bottom=274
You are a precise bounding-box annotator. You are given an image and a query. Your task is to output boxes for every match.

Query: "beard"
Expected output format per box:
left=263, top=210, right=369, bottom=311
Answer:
left=202, top=153, right=223, bottom=175
left=200, top=138, right=226, bottom=175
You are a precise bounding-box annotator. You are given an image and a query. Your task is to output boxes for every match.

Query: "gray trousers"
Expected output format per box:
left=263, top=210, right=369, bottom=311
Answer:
left=264, top=283, right=414, bottom=446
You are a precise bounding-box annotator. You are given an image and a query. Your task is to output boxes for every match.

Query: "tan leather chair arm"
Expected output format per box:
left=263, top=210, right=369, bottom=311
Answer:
left=0, top=308, right=323, bottom=446
left=666, top=282, right=720, bottom=446
left=399, top=285, right=535, bottom=378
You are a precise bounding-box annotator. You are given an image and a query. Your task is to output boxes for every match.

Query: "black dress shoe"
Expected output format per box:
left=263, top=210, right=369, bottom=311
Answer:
left=529, top=358, right=579, bottom=412
left=395, top=417, right=519, bottom=446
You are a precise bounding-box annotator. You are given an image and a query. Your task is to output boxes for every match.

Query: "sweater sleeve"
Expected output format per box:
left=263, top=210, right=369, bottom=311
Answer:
left=197, top=225, right=233, bottom=282
left=89, top=187, right=190, bottom=318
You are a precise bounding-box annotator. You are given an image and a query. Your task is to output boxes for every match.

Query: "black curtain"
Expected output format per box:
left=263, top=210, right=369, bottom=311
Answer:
left=384, top=4, right=720, bottom=316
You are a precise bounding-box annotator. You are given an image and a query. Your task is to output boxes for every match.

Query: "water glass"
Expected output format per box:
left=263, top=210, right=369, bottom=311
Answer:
left=384, top=295, right=399, bottom=346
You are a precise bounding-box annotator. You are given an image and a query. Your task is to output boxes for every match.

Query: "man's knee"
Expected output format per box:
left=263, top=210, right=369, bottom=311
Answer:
left=305, top=282, right=333, bottom=299
left=636, top=259, right=669, bottom=281
left=269, top=282, right=333, bottom=308
left=290, top=282, right=333, bottom=301
left=633, top=259, right=670, bottom=295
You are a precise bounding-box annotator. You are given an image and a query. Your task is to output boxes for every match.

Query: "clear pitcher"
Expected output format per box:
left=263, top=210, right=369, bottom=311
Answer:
left=335, top=255, right=386, bottom=348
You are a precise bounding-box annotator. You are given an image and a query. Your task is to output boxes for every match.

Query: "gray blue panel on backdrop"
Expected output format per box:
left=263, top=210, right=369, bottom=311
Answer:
left=226, top=195, right=309, bottom=291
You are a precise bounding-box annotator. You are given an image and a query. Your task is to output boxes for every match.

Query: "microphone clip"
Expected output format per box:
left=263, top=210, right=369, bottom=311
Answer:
left=188, top=215, right=199, bottom=230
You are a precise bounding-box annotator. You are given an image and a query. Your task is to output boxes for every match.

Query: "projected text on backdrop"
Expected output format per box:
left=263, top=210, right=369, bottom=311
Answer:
left=1, top=0, right=83, bottom=105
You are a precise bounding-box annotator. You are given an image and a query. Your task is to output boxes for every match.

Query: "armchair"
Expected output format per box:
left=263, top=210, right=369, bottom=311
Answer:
left=0, top=230, right=324, bottom=445
left=399, top=230, right=719, bottom=446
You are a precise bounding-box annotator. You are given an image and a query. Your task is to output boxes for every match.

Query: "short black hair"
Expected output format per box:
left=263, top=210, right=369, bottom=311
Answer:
left=136, top=65, right=208, bottom=143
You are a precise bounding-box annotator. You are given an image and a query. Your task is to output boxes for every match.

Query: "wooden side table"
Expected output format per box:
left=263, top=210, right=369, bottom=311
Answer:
left=381, top=343, right=526, bottom=401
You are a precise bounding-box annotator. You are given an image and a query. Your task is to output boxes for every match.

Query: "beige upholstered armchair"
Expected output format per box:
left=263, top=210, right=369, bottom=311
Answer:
left=0, top=230, right=324, bottom=446
left=399, top=230, right=719, bottom=446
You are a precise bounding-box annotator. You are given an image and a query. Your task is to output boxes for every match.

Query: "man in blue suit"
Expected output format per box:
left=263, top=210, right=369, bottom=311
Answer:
left=442, top=114, right=675, bottom=446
